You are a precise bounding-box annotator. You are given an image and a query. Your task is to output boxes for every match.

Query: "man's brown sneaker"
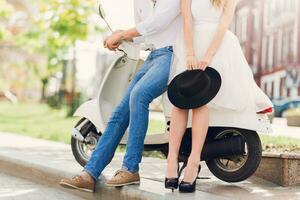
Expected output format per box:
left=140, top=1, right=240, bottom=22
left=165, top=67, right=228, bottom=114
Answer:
left=106, top=169, right=140, bottom=187
left=59, top=175, right=95, bottom=193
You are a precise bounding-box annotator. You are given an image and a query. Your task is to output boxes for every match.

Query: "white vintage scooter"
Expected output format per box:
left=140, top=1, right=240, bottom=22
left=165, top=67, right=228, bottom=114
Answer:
left=70, top=5, right=273, bottom=183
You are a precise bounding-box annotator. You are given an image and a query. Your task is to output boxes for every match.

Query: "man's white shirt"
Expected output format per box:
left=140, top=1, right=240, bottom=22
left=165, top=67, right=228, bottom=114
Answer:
left=134, top=0, right=181, bottom=49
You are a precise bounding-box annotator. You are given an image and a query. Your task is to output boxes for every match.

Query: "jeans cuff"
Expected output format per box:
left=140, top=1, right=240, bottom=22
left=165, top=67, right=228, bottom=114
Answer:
left=84, top=168, right=98, bottom=181
left=122, top=164, right=139, bottom=174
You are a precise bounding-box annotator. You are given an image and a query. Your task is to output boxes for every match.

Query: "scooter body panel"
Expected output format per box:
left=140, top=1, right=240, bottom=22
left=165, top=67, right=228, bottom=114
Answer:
left=73, top=42, right=167, bottom=145
left=73, top=49, right=131, bottom=132
left=73, top=99, right=102, bottom=131
left=162, top=93, right=272, bottom=134
left=73, top=41, right=272, bottom=147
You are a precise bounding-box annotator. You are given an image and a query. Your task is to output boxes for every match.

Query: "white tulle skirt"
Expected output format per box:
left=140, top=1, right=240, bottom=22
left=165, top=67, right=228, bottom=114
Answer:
left=165, top=23, right=273, bottom=132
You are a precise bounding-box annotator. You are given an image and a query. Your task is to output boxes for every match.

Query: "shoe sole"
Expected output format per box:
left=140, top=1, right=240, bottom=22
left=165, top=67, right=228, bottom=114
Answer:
left=179, top=188, right=196, bottom=193
left=165, top=186, right=178, bottom=189
left=59, top=182, right=94, bottom=193
left=105, top=181, right=140, bottom=187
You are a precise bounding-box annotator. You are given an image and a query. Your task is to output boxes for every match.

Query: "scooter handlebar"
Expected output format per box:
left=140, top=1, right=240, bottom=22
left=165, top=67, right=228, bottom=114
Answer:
left=117, top=41, right=142, bottom=60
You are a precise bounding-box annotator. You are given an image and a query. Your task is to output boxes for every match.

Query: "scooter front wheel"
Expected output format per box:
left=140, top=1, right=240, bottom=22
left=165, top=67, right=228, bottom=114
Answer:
left=71, top=118, right=100, bottom=167
left=205, top=128, right=262, bottom=182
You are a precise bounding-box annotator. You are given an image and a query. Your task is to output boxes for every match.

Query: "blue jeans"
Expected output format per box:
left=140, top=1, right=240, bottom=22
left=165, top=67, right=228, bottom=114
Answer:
left=84, top=46, right=173, bottom=180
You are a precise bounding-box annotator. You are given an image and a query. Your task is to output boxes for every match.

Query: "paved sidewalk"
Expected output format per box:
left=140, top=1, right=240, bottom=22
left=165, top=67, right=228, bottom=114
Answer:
left=0, top=173, right=83, bottom=200
left=0, top=132, right=229, bottom=200
left=0, top=132, right=299, bottom=200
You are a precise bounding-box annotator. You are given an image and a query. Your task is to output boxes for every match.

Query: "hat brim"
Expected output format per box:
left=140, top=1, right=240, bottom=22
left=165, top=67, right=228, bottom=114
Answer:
left=167, top=67, right=221, bottom=109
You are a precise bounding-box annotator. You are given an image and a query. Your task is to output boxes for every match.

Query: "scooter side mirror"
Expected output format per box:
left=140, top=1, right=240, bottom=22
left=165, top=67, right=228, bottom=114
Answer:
left=98, top=4, right=105, bottom=19
left=98, top=3, right=113, bottom=32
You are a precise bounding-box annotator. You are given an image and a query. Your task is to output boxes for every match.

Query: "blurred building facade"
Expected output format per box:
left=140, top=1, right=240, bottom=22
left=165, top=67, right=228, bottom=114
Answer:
left=232, top=0, right=300, bottom=100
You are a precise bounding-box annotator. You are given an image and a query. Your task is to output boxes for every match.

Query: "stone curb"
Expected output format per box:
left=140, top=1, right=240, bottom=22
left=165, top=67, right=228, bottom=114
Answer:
left=0, top=153, right=230, bottom=200
left=255, top=152, right=300, bottom=186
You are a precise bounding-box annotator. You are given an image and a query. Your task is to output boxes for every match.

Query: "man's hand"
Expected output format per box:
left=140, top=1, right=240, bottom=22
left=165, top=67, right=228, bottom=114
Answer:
left=103, top=28, right=141, bottom=51
left=103, top=30, right=123, bottom=51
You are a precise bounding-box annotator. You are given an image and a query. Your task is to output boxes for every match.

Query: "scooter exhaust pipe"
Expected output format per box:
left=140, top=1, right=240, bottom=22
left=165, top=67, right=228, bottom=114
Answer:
left=201, top=135, right=245, bottom=160
left=180, top=132, right=245, bottom=160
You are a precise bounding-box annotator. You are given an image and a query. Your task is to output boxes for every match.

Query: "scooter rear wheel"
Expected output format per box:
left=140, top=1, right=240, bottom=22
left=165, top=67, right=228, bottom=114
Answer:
left=205, top=128, right=262, bottom=182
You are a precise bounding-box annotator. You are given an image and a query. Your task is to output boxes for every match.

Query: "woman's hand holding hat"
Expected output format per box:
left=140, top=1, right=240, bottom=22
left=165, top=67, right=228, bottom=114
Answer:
left=186, top=54, right=211, bottom=71
left=186, top=55, right=198, bottom=70
left=197, top=60, right=209, bottom=70
left=198, top=51, right=213, bottom=70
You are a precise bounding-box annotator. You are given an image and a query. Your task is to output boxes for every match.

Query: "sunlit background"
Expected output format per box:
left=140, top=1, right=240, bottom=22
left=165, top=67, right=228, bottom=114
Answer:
left=0, top=0, right=299, bottom=153
left=0, top=0, right=299, bottom=198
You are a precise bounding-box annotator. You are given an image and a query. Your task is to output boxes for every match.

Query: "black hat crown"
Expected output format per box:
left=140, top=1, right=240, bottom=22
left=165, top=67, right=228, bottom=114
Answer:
left=178, top=70, right=211, bottom=97
left=167, top=67, right=222, bottom=109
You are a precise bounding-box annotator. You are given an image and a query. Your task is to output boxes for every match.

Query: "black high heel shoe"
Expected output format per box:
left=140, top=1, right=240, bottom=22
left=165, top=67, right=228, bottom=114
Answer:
left=165, top=163, right=180, bottom=192
left=179, top=164, right=201, bottom=193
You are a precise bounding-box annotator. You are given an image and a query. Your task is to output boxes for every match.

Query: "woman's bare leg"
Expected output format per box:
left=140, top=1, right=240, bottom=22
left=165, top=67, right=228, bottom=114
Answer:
left=166, top=106, right=189, bottom=178
left=183, top=105, right=209, bottom=182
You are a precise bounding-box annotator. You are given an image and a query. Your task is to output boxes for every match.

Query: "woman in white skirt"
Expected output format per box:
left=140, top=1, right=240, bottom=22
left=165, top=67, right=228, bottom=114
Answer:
left=165, top=0, right=273, bottom=193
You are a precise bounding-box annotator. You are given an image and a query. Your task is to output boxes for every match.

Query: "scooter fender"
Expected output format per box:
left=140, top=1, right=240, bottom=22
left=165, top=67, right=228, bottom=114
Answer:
left=73, top=99, right=102, bottom=131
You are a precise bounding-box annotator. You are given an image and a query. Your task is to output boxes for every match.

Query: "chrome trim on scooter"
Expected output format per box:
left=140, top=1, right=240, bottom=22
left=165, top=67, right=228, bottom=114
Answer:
left=71, top=128, right=85, bottom=142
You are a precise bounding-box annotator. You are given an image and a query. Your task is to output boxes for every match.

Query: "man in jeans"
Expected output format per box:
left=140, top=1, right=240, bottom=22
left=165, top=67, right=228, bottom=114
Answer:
left=60, top=0, right=181, bottom=192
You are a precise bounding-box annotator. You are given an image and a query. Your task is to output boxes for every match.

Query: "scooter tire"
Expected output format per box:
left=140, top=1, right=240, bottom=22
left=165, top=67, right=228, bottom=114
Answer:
left=71, top=137, right=88, bottom=167
left=71, top=118, right=100, bottom=167
left=205, top=128, right=262, bottom=183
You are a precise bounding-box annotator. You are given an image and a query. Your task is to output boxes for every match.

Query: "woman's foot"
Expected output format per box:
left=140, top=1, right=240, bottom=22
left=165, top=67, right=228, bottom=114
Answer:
left=182, top=160, right=200, bottom=183
left=165, top=157, right=179, bottom=191
left=166, top=157, right=178, bottom=178
left=179, top=160, right=201, bottom=193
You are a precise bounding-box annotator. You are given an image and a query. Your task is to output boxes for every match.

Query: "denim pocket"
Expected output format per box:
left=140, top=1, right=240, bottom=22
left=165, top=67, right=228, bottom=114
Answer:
left=152, top=49, right=173, bottom=59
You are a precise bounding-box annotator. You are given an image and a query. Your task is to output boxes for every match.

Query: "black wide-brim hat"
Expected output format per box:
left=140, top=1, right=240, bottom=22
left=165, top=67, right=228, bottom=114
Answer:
left=167, top=67, right=222, bottom=109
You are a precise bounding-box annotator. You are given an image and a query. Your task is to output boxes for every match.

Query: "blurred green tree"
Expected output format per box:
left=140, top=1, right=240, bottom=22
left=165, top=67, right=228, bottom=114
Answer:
left=18, top=0, right=100, bottom=114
